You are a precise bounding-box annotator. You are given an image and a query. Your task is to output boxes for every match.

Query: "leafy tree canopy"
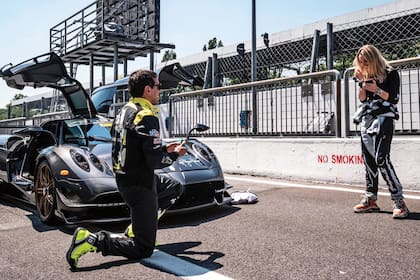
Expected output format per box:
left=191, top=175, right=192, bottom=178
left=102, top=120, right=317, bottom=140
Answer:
left=161, top=50, right=177, bottom=62
left=203, top=37, right=224, bottom=52
left=13, top=93, right=27, bottom=100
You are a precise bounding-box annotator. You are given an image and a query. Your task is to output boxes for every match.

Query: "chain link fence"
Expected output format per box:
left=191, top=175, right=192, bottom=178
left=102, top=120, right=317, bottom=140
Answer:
left=183, top=7, right=420, bottom=84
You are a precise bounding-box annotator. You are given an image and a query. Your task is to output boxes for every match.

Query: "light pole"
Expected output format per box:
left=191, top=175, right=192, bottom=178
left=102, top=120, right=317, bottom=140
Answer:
left=251, top=0, right=257, bottom=134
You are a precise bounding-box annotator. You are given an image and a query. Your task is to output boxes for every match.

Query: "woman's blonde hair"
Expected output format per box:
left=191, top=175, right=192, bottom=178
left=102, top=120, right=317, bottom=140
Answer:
left=353, top=45, right=392, bottom=83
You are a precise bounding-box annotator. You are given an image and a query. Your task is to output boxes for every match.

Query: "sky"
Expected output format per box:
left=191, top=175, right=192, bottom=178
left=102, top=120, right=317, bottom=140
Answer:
left=0, top=0, right=397, bottom=108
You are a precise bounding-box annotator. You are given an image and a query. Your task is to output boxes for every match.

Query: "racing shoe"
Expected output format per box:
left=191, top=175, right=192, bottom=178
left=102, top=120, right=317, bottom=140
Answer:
left=353, top=196, right=380, bottom=213
left=392, top=199, right=409, bottom=219
left=124, top=209, right=166, bottom=239
left=124, top=224, right=134, bottom=238
left=124, top=224, right=159, bottom=246
left=66, top=227, right=97, bottom=269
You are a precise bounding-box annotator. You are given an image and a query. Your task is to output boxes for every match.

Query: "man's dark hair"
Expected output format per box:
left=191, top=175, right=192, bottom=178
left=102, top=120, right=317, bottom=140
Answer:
left=128, top=69, right=157, bottom=97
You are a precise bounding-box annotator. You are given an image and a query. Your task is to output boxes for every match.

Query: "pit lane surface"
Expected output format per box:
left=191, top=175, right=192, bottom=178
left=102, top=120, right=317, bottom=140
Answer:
left=1, top=174, right=420, bottom=280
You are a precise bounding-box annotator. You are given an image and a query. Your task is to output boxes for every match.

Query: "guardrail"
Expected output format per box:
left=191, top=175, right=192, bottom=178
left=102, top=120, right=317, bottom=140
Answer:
left=169, top=70, right=342, bottom=138
left=1, top=57, right=418, bottom=139
left=0, top=117, right=28, bottom=134
left=0, top=112, right=70, bottom=134
left=343, top=56, right=420, bottom=136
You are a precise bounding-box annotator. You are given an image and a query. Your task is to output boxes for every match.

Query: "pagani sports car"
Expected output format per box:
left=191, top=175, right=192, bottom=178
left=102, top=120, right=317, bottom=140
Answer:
left=0, top=53, right=232, bottom=224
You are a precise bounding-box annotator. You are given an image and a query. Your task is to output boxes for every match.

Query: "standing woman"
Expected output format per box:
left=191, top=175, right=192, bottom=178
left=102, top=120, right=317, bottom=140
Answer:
left=352, top=45, right=409, bottom=219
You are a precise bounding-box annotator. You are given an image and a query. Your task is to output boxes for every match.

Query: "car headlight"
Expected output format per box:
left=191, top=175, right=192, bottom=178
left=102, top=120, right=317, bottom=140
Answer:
left=102, top=161, right=114, bottom=176
left=70, top=149, right=90, bottom=172
left=89, top=153, right=104, bottom=172
left=192, top=143, right=214, bottom=162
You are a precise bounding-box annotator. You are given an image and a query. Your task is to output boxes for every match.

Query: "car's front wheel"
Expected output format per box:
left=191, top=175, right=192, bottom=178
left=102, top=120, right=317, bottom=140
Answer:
left=34, top=161, right=58, bottom=224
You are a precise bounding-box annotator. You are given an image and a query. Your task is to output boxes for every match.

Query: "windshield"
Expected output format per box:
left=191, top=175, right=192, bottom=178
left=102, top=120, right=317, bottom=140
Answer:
left=63, top=119, right=111, bottom=146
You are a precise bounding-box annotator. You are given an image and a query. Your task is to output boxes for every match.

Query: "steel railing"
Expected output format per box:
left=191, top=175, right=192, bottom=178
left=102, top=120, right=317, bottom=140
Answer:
left=1, top=57, right=418, bottom=138
left=169, top=70, right=341, bottom=138
left=343, top=56, right=420, bottom=136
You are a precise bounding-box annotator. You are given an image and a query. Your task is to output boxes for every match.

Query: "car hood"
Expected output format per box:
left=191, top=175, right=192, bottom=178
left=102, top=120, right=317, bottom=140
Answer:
left=0, top=52, right=96, bottom=118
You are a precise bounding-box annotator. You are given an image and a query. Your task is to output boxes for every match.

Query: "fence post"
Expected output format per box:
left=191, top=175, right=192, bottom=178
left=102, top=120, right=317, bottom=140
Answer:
left=168, top=98, right=173, bottom=138
left=335, top=74, right=342, bottom=137
left=342, top=68, right=353, bottom=137
left=251, top=0, right=258, bottom=134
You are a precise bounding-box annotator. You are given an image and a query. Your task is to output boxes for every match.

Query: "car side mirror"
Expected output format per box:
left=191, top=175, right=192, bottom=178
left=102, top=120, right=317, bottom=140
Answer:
left=186, top=124, right=210, bottom=141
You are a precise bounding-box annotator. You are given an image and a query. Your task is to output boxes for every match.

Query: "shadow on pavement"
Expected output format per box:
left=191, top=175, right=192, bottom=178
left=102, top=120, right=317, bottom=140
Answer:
left=1, top=192, right=240, bottom=236
left=0, top=193, right=60, bottom=232
left=156, top=241, right=224, bottom=270
left=405, top=212, right=420, bottom=220
left=378, top=210, right=420, bottom=220
left=69, top=259, right=139, bottom=272
left=69, top=241, right=225, bottom=273
left=158, top=205, right=240, bottom=229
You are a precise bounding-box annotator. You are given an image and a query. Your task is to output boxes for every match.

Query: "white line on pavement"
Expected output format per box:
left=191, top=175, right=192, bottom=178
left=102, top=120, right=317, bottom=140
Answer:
left=141, top=250, right=234, bottom=280
left=225, top=176, right=420, bottom=200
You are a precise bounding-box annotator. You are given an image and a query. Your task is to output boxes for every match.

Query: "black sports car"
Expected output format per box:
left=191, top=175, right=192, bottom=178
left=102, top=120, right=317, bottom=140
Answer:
left=0, top=53, right=232, bottom=224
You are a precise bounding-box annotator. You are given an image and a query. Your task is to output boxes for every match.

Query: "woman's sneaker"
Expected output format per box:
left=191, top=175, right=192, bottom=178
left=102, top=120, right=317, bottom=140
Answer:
left=392, top=199, right=409, bottom=219
left=353, top=196, right=380, bottom=213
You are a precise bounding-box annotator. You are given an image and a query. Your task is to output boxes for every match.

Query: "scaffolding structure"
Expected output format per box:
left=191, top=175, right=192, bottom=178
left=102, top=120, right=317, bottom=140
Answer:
left=50, top=0, right=174, bottom=90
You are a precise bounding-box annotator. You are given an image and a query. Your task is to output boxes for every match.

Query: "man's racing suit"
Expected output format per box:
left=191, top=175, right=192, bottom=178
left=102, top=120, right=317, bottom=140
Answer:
left=96, top=97, right=179, bottom=259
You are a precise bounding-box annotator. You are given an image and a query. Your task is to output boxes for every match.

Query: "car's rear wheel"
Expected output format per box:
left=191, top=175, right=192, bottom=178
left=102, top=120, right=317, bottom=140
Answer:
left=35, top=161, right=58, bottom=224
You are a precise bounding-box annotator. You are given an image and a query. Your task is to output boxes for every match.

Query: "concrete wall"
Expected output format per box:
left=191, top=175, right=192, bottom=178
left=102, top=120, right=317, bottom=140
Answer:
left=199, top=136, right=420, bottom=191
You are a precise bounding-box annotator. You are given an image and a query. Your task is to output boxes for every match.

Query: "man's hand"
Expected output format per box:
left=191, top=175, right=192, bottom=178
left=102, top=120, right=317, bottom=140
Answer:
left=166, top=141, right=187, bottom=156
left=165, top=142, right=179, bottom=153
left=174, top=141, right=187, bottom=156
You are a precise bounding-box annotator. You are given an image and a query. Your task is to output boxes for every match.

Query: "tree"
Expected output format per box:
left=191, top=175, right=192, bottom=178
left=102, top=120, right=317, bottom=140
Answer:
left=13, top=93, right=27, bottom=100
left=5, top=93, right=28, bottom=119
left=208, top=37, right=217, bottom=50
left=0, top=107, right=8, bottom=120
left=161, top=50, right=177, bottom=62
left=203, top=37, right=224, bottom=51
left=333, top=54, right=354, bottom=74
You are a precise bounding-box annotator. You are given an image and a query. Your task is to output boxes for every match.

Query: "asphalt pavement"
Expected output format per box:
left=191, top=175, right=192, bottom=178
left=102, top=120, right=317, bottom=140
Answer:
left=1, top=173, right=419, bottom=280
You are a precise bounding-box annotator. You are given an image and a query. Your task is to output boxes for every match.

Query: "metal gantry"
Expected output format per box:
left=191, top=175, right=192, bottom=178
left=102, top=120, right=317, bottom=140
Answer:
left=50, top=0, right=174, bottom=91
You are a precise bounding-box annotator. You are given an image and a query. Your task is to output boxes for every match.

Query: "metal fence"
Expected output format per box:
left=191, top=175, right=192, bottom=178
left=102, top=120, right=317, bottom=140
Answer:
left=184, top=6, right=420, bottom=84
left=1, top=57, right=419, bottom=138
left=0, top=117, right=27, bottom=134
left=169, top=70, right=341, bottom=138
left=170, top=57, right=420, bottom=138
left=344, top=56, right=420, bottom=136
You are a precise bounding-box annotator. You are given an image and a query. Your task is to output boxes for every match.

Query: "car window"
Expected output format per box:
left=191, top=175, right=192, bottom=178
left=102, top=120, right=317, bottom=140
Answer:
left=86, top=123, right=112, bottom=144
left=67, top=90, right=91, bottom=112
left=42, top=121, right=60, bottom=138
left=91, top=87, right=116, bottom=113
left=63, top=122, right=86, bottom=146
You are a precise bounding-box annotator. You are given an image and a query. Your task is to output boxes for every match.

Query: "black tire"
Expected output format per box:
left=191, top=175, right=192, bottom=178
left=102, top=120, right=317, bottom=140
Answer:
left=34, top=161, right=58, bottom=224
